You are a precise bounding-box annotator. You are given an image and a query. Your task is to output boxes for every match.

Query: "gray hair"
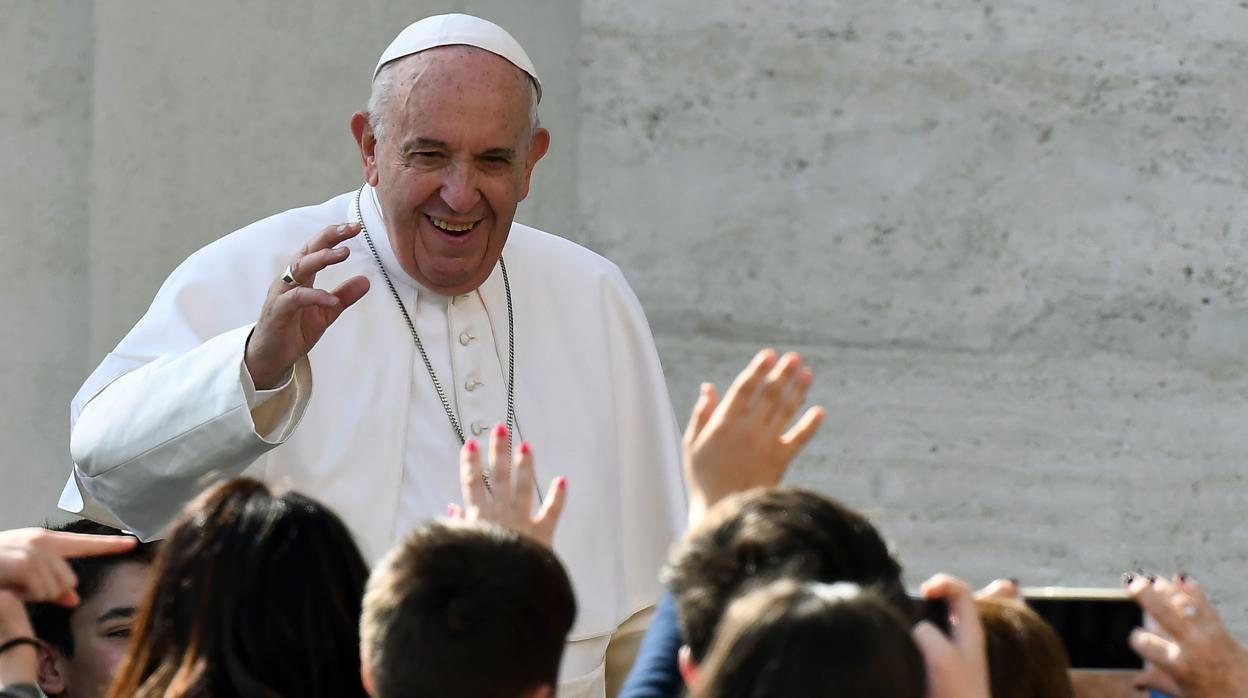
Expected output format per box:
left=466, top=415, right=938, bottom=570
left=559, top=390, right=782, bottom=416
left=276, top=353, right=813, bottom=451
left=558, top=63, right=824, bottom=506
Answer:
left=367, top=57, right=540, bottom=143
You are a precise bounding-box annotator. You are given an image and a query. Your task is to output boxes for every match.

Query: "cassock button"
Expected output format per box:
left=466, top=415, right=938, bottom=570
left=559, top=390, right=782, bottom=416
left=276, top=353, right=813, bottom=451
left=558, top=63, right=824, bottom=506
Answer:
left=459, top=331, right=476, bottom=346
left=465, top=378, right=483, bottom=392
left=470, top=421, right=489, bottom=436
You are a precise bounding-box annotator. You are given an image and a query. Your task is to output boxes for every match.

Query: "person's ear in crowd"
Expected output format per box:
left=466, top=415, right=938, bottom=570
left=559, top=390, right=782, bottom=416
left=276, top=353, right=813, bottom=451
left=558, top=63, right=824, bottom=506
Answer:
left=976, top=597, right=1075, bottom=698
left=447, top=423, right=567, bottom=548
left=663, top=487, right=910, bottom=678
left=0, top=526, right=137, bottom=695
left=23, top=521, right=158, bottom=698
left=1127, top=573, right=1248, bottom=698
left=106, top=478, right=370, bottom=698
left=911, top=574, right=992, bottom=698
left=688, top=579, right=925, bottom=698
left=681, top=349, right=823, bottom=527
left=359, top=521, right=576, bottom=698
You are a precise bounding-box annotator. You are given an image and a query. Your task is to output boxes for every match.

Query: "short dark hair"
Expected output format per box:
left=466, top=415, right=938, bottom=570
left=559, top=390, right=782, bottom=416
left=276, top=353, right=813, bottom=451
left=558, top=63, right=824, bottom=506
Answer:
left=978, top=598, right=1074, bottom=698
left=25, top=519, right=159, bottom=657
left=361, top=521, right=577, bottom=698
left=663, top=486, right=908, bottom=662
left=107, top=478, right=371, bottom=698
left=693, top=579, right=925, bottom=698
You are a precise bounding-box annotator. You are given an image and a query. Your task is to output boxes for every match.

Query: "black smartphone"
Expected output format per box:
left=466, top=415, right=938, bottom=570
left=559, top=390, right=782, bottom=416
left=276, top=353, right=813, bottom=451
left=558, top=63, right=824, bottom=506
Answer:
left=1021, top=587, right=1143, bottom=671
left=910, top=596, right=951, bottom=635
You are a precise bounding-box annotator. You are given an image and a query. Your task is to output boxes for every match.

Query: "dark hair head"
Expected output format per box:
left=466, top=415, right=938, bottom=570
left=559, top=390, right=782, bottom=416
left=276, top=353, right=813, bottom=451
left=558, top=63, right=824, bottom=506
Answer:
left=25, top=519, right=159, bottom=657
left=663, top=486, right=908, bottom=662
left=107, top=478, right=370, bottom=698
left=978, top=598, right=1074, bottom=698
left=361, top=520, right=576, bottom=698
left=693, top=580, right=926, bottom=698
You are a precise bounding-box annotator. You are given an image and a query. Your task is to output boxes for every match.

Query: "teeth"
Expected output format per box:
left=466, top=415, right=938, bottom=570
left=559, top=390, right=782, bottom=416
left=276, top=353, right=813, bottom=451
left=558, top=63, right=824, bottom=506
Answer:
left=429, top=216, right=476, bottom=233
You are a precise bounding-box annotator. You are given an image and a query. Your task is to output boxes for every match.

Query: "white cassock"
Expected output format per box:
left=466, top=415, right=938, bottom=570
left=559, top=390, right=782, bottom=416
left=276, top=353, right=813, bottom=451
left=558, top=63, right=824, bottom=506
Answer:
left=62, top=185, right=688, bottom=696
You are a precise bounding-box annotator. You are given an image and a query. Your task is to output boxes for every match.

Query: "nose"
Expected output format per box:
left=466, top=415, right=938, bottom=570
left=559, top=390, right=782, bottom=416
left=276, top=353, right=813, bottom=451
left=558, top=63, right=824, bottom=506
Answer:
left=439, top=162, right=482, bottom=213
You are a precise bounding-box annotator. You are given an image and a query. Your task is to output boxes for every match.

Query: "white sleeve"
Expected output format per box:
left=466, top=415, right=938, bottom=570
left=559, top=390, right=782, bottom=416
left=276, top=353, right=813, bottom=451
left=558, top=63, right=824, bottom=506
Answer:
left=67, top=324, right=312, bottom=539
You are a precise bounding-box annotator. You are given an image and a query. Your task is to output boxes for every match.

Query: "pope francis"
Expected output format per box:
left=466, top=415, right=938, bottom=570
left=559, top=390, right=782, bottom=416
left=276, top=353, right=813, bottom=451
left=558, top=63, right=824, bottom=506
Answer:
left=60, top=14, right=687, bottom=697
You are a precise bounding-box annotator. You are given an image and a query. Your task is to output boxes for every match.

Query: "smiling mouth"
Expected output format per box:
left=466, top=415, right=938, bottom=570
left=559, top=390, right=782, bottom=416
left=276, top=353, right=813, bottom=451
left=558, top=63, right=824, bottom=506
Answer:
left=427, top=215, right=478, bottom=234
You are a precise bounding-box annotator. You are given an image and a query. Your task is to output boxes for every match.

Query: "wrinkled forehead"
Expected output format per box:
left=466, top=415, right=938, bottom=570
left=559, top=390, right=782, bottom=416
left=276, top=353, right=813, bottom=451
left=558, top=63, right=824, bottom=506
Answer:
left=384, top=46, right=534, bottom=143
left=389, top=47, right=532, bottom=112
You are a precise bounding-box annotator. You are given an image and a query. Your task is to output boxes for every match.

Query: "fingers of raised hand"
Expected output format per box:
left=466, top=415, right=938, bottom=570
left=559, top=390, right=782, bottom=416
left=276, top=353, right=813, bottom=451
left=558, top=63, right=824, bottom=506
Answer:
left=1129, top=578, right=1190, bottom=640
left=533, top=476, right=567, bottom=547
left=459, top=439, right=490, bottom=515
left=513, top=442, right=535, bottom=522
left=288, top=246, right=350, bottom=287
left=1130, top=629, right=1182, bottom=672
left=757, top=352, right=803, bottom=417
left=301, top=222, right=361, bottom=257
left=489, top=424, right=513, bottom=511
left=721, top=349, right=777, bottom=416
left=683, top=383, right=719, bottom=448
left=922, top=574, right=984, bottom=651
left=975, top=578, right=1022, bottom=602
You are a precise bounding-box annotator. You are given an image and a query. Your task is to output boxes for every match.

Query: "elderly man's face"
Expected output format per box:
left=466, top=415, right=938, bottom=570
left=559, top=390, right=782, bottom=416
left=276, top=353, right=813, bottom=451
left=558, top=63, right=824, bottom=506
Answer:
left=354, top=46, right=549, bottom=295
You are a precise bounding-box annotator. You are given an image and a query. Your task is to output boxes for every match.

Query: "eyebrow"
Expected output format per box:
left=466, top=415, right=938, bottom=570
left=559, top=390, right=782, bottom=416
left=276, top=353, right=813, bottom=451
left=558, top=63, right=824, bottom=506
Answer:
left=399, top=139, right=516, bottom=159
left=96, top=607, right=137, bottom=624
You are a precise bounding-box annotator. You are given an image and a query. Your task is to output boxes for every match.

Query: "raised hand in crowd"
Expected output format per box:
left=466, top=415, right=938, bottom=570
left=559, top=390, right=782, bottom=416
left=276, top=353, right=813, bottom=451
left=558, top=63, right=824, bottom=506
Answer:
left=1128, top=573, right=1248, bottom=698
left=0, top=528, right=136, bottom=607
left=912, top=573, right=992, bottom=698
left=244, top=222, right=370, bottom=389
left=449, top=424, right=567, bottom=548
left=0, top=528, right=135, bottom=692
left=681, top=349, right=824, bottom=526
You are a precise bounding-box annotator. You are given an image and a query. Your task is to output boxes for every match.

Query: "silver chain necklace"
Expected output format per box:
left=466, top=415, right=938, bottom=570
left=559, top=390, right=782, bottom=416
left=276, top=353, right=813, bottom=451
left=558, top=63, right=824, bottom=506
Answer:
left=353, top=186, right=516, bottom=487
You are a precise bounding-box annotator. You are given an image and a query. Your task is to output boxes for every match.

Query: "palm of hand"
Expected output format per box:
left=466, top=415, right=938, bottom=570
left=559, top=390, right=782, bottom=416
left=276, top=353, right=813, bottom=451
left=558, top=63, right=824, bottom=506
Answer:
left=682, top=350, right=824, bottom=524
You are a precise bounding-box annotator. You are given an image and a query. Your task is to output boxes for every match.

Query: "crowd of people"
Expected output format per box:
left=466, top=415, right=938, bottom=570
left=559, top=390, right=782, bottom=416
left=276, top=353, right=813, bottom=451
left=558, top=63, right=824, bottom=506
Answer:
left=9, top=10, right=1247, bottom=698
left=1, top=352, right=1246, bottom=697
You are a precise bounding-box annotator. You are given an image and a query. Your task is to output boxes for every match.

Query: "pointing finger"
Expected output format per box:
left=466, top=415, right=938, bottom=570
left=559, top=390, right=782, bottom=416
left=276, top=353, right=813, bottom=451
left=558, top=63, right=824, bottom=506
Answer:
left=42, top=532, right=137, bottom=558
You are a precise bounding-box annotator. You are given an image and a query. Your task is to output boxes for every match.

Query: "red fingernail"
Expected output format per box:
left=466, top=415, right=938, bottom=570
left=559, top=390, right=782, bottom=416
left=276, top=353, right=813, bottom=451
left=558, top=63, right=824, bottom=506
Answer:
left=447, top=504, right=455, bottom=516
left=556, top=476, right=567, bottom=490
left=494, top=423, right=508, bottom=439
left=519, top=441, right=531, bottom=456
left=465, top=438, right=478, bottom=453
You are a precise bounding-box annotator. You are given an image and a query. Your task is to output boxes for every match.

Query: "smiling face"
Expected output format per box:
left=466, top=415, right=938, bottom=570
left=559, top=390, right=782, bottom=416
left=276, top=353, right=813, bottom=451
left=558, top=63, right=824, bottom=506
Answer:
left=352, top=46, right=550, bottom=295
left=46, top=562, right=150, bottom=698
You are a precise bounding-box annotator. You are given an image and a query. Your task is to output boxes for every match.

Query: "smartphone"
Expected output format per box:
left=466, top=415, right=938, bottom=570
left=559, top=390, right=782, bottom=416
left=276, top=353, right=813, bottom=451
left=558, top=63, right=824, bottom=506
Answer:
left=1021, top=587, right=1143, bottom=671
left=910, top=595, right=951, bottom=635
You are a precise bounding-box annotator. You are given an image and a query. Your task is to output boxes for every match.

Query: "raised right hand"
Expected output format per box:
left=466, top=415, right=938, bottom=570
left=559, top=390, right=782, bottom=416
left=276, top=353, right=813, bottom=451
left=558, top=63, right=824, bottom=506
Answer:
left=912, top=574, right=992, bottom=698
left=0, top=528, right=137, bottom=607
left=245, top=222, right=371, bottom=389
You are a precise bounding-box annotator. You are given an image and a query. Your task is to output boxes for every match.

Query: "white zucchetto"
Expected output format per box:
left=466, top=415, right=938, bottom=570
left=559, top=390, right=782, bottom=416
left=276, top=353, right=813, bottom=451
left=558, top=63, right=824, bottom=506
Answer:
left=374, top=13, right=542, bottom=102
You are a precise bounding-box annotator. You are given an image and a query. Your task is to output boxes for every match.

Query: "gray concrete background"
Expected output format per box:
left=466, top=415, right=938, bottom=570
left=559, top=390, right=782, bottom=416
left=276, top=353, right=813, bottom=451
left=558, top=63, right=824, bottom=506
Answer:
left=6, top=0, right=1248, bottom=630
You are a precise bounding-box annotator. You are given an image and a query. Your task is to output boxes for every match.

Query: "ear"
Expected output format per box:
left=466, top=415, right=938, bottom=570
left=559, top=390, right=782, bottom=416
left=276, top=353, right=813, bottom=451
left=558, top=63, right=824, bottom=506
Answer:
left=678, top=644, right=700, bottom=690
left=350, top=111, right=381, bottom=187
left=36, top=643, right=67, bottom=696
left=517, top=127, right=550, bottom=201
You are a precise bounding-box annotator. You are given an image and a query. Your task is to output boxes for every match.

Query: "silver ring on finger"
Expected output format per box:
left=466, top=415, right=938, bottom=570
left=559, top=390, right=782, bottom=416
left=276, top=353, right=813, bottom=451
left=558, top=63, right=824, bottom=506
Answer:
left=280, top=264, right=301, bottom=287
left=1183, top=604, right=1198, bottom=619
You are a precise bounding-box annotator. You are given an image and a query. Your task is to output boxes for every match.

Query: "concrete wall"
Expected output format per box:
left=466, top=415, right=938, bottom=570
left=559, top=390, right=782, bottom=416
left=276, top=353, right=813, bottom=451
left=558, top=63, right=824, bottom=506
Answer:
left=6, top=0, right=1248, bottom=629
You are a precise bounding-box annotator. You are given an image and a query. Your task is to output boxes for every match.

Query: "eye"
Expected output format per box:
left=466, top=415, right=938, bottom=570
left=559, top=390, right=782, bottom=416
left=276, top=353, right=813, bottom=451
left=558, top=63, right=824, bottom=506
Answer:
left=106, top=627, right=132, bottom=639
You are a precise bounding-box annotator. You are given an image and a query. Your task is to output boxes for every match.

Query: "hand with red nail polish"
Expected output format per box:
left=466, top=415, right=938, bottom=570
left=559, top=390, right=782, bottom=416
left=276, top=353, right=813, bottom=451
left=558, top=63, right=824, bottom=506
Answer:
left=1126, top=574, right=1248, bottom=698
left=455, top=429, right=566, bottom=548
left=682, top=349, right=825, bottom=527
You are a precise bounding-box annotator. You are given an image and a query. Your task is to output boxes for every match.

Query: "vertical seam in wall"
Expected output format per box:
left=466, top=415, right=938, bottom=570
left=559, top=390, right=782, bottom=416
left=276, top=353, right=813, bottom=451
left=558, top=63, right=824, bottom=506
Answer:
left=84, top=0, right=98, bottom=370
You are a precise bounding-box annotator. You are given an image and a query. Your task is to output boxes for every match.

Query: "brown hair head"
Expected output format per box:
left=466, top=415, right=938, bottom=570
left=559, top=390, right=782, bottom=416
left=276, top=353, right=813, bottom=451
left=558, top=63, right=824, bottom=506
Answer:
left=978, top=598, right=1074, bottom=698
left=693, top=579, right=925, bottom=698
left=663, top=486, right=909, bottom=662
left=360, top=520, right=576, bottom=698
left=107, top=478, right=370, bottom=698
